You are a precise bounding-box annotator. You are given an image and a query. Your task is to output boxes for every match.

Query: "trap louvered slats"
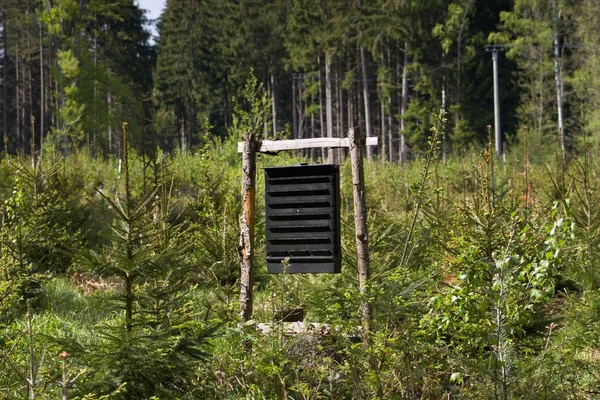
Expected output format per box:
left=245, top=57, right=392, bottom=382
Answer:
left=265, top=164, right=341, bottom=274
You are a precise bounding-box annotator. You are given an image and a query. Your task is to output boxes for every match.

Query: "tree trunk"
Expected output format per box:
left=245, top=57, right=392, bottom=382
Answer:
left=553, top=0, right=565, bottom=163
left=271, top=72, right=277, bottom=139
left=346, top=54, right=354, bottom=130
left=2, top=9, right=7, bottom=153
left=298, top=75, right=304, bottom=138
left=239, top=131, right=258, bottom=322
left=123, top=122, right=134, bottom=335
left=349, top=127, right=372, bottom=334
left=292, top=74, right=298, bottom=139
left=358, top=80, right=364, bottom=141
left=325, top=52, right=333, bottom=163
left=360, top=46, right=372, bottom=161
left=16, top=35, right=20, bottom=154
left=189, top=106, right=194, bottom=150
left=379, top=51, right=386, bottom=162
left=92, top=14, right=98, bottom=152
left=387, top=48, right=393, bottom=163
left=400, top=41, right=408, bottom=164
left=179, top=115, right=186, bottom=153
left=39, top=18, right=44, bottom=157
left=21, top=52, right=25, bottom=155
left=27, top=0, right=33, bottom=157
left=442, top=54, right=447, bottom=163
left=318, top=56, right=325, bottom=161
left=310, top=90, right=315, bottom=162
left=336, top=61, right=343, bottom=164
left=380, top=98, right=386, bottom=162
left=107, top=89, right=112, bottom=155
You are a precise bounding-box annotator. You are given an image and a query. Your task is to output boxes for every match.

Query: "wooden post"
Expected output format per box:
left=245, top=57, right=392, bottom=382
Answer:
left=239, top=131, right=258, bottom=321
left=349, top=127, right=372, bottom=334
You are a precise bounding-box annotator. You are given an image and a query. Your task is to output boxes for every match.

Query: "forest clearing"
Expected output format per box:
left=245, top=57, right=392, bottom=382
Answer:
left=2, top=0, right=600, bottom=399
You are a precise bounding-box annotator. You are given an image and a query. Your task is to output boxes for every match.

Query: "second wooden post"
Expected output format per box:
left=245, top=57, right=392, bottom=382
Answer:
left=349, top=127, right=372, bottom=334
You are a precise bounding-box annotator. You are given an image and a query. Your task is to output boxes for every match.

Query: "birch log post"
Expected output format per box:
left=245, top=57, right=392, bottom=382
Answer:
left=239, top=131, right=258, bottom=322
left=349, top=127, right=372, bottom=334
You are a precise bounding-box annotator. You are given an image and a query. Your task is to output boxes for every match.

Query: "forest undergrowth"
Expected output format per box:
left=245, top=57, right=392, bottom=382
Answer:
left=1, top=127, right=600, bottom=399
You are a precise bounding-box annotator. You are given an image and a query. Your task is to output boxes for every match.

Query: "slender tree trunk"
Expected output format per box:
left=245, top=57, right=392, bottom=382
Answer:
left=21, top=55, right=26, bottom=155
left=16, top=35, right=20, bottom=155
left=47, top=2, right=55, bottom=132
left=298, top=77, right=304, bottom=157
left=107, top=89, right=112, bottom=155
left=292, top=74, right=298, bottom=139
left=30, top=116, right=35, bottom=167
left=336, top=62, right=343, bottom=164
left=27, top=0, right=33, bottom=157
left=265, top=83, right=270, bottom=139
left=539, top=56, right=544, bottom=140
left=2, top=10, right=8, bottom=152
left=39, top=19, right=44, bottom=157
left=442, top=54, right=447, bottom=163
left=347, top=88, right=353, bottom=130
left=454, top=2, right=471, bottom=133
left=456, top=36, right=462, bottom=128
left=189, top=106, right=194, bottom=150
left=349, top=127, right=371, bottom=334
left=553, top=0, right=565, bottom=163
left=239, top=131, right=258, bottom=322
left=92, top=15, right=98, bottom=152
left=379, top=51, right=386, bottom=162
left=360, top=45, right=372, bottom=161
left=271, top=72, right=277, bottom=138
left=223, top=92, right=229, bottom=132
left=400, top=41, right=408, bottom=164
left=325, top=52, right=333, bottom=163
left=298, top=76, right=304, bottom=139
left=318, top=56, right=325, bottom=161
left=179, top=115, right=186, bottom=153
left=346, top=55, right=355, bottom=130
left=358, top=80, right=364, bottom=141
left=122, top=123, right=134, bottom=334
left=310, top=90, right=315, bottom=162
left=387, top=48, right=393, bottom=163
left=380, top=98, right=386, bottom=162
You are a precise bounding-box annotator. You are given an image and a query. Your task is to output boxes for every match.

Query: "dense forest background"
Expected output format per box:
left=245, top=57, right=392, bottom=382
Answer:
left=2, top=0, right=600, bottom=399
left=2, top=0, right=600, bottom=159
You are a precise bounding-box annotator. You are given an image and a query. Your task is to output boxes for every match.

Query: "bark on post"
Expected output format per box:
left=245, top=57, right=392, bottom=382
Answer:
left=349, top=127, right=372, bottom=334
left=239, top=131, right=258, bottom=322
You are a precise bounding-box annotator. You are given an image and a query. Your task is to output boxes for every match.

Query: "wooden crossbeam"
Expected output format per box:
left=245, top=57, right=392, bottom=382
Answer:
left=237, top=136, right=378, bottom=153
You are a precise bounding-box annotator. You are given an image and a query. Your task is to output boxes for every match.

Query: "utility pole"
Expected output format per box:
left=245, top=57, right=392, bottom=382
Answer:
left=486, top=45, right=504, bottom=159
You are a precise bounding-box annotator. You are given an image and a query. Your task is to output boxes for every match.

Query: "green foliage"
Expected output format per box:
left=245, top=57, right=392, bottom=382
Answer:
left=4, top=103, right=600, bottom=397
